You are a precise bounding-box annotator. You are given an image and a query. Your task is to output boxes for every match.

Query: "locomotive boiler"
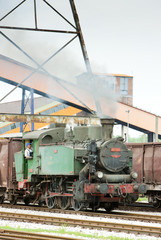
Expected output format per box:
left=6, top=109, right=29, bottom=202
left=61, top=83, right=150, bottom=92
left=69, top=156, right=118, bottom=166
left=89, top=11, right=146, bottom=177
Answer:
left=0, top=119, right=141, bottom=211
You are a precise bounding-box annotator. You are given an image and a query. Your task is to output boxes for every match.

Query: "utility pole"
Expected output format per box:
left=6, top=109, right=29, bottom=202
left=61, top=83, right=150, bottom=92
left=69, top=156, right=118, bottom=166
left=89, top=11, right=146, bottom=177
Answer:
left=126, top=110, right=130, bottom=142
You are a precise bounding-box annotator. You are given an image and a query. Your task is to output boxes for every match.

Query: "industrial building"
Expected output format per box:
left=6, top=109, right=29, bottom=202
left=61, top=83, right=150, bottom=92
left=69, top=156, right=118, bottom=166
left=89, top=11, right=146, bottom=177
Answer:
left=77, top=73, right=133, bottom=106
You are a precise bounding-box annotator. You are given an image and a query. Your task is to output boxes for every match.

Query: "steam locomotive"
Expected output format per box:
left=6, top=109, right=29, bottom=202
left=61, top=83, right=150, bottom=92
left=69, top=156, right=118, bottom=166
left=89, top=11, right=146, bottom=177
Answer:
left=0, top=119, right=142, bottom=211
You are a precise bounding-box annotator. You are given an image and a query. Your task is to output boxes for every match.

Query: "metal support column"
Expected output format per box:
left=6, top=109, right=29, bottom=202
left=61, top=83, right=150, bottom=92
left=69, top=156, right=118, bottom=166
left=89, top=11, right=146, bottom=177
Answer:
left=148, top=132, right=154, bottom=142
left=20, top=88, right=35, bottom=132
left=155, top=115, right=158, bottom=142
left=20, top=88, right=25, bottom=132
left=121, top=125, right=126, bottom=139
left=30, top=89, right=34, bottom=131
left=69, top=0, right=92, bottom=73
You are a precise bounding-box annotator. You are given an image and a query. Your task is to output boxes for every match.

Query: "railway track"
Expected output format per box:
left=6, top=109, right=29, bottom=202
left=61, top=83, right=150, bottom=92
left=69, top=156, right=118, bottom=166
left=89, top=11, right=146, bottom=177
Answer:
left=1, top=201, right=158, bottom=212
left=0, top=203, right=161, bottom=223
left=118, top=202, right=157, bottom=212
left=0, top=228, right=79, bottom=240
left=0, top=201, right=157, bottom=213
left=0, top=210, right=161, bottom=237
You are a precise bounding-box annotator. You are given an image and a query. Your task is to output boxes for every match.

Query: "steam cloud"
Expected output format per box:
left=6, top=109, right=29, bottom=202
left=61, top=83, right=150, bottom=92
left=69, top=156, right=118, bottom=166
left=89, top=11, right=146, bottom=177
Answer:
left=76, top=72, right=119, bottom=118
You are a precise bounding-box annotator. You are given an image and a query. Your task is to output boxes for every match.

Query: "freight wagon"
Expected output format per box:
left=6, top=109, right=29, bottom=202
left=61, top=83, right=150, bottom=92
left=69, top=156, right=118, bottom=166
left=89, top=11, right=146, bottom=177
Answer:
left=127, top=142, right=161, bottom=208
left=0, top=138, right=22, bottom=204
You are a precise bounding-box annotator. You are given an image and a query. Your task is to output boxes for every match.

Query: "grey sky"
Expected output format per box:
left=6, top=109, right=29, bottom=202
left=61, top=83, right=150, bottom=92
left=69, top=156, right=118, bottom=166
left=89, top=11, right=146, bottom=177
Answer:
left=77, top=0, right=161, bottom=115
left=1, top=0, right=161, bottom=116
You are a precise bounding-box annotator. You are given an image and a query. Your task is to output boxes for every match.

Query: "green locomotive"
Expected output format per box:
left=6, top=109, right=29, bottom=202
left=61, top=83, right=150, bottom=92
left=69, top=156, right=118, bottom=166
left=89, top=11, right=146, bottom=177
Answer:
left=14, top=119, right=140, bottom=211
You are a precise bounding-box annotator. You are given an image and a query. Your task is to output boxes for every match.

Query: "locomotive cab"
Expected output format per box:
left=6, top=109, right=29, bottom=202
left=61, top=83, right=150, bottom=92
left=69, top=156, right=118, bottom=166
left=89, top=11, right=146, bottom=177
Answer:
left=15, top=127, right=65, bottom=184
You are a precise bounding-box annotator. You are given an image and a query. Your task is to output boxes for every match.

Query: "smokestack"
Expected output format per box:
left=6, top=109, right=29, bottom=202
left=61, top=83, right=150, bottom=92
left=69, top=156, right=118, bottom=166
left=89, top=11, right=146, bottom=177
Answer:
left=101, top=118, right=114, bottom=140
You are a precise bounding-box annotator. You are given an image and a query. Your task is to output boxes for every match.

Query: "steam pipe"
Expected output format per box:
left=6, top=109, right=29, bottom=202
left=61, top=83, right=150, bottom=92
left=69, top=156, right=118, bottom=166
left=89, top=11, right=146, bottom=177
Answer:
left=79, top=163, right=89, bottom=181
left=95, top=172, right=132, bottom=183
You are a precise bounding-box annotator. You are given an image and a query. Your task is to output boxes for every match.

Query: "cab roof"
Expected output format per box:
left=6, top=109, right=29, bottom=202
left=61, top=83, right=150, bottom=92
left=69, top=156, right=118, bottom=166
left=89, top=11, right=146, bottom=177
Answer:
left=22, top=128, right=56, bottom=140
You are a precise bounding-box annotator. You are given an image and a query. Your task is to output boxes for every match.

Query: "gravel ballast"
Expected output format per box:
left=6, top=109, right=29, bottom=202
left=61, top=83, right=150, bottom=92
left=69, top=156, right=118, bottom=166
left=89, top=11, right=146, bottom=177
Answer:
left=0, top=207, right=161, bottom=240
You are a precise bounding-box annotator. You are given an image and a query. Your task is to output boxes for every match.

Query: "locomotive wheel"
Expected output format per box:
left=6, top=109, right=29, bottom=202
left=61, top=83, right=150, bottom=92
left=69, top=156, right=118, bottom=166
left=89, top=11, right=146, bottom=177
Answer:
left=38, top=201, right=44, bottom=207
left=72, top=199, right=83, bottom=211
left=58, top=197, right=70, bottom=210
left=46, top=196, right=56, bottom=209
left=153, top=199, right=161, bottom=208
left=24, top=198, right=30, bottom=206
left=104, top=203, right=116, bottom=213
left=91, top=205, right=99, bottom=212
left=0, top=195, right=4, bottom=204
left=10, top=195, right=17, bottom=205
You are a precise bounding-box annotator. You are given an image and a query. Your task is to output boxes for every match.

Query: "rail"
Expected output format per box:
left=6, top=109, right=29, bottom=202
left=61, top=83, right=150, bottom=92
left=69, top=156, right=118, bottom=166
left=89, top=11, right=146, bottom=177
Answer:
left=0, top=209, right=161, bottom=237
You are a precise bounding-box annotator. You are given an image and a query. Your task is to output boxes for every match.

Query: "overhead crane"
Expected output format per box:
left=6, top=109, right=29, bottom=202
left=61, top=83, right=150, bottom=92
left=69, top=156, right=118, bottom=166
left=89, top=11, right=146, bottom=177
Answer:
left=0, top=1, right=160, bottom=141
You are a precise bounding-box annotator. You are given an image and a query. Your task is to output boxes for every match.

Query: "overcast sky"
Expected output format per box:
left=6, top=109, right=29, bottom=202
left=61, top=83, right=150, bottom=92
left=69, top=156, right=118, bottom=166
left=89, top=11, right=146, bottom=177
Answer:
left=1, top=0, right=161, bottom=116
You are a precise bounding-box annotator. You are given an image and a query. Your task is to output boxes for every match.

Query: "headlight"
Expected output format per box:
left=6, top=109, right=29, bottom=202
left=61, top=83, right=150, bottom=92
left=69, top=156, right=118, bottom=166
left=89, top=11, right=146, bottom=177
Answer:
left=131, top=171, right=138, bottom=179
left=97, top=171, right=104, bottom=179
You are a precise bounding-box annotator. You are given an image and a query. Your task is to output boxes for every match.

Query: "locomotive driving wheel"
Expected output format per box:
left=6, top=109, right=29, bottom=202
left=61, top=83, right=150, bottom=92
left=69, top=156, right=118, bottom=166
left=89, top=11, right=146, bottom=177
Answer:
left=153, top=198, right=161, bottom=208
left=0, top=195, right=4, bottom=204
left=72, top=199, right=83, bottom=211
left=58, top=197, right=70, bottom=210
left=24, top=197, right=30, bottom=206
left=46, top=196, right=56, bottom=209
left=10, top=195, right=17, bottom=205
left=104, top=203, right=118, bottom=212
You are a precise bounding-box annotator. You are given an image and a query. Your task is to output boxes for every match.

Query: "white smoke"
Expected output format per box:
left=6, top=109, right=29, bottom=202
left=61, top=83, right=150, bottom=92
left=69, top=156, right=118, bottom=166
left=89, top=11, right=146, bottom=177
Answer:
left=75, top=71, right=119, bottom=118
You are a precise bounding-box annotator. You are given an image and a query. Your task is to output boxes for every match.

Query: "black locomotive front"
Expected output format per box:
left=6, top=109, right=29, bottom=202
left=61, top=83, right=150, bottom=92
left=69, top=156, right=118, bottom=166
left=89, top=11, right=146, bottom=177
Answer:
left=73, top=120, right=139, bottom=211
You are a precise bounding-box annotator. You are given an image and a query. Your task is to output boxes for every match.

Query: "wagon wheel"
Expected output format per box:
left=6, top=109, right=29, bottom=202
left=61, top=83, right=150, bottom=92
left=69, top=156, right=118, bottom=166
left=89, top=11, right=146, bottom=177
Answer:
left=10, top=195, right=17, bottom=205
left=46, top=196, right=56, bottom=209
left=0, top=195, right=4, bottom=204
left=58, top=197, right=70, bottom=210
left=72, top=199, right=83, bottom=211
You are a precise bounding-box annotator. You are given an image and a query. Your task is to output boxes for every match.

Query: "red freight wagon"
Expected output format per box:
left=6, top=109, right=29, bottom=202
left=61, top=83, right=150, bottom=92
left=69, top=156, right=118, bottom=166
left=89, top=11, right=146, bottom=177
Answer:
left=0, top=138, right=21, bottom=203
left=126, top=142, right=161, bottom=208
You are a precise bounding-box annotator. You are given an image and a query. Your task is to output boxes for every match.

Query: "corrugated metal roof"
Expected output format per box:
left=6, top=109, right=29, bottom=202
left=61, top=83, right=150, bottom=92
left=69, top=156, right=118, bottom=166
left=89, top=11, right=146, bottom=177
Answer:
left=0, top=132, right=22, bottom=138
left=94, top=73, right=133, bottom=77
left=0, top=97, right=55, bottom=114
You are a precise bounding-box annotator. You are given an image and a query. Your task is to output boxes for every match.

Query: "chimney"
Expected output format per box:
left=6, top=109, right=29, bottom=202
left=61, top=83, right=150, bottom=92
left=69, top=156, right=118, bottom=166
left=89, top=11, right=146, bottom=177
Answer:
left=101, top=118, right=114, bottom=140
